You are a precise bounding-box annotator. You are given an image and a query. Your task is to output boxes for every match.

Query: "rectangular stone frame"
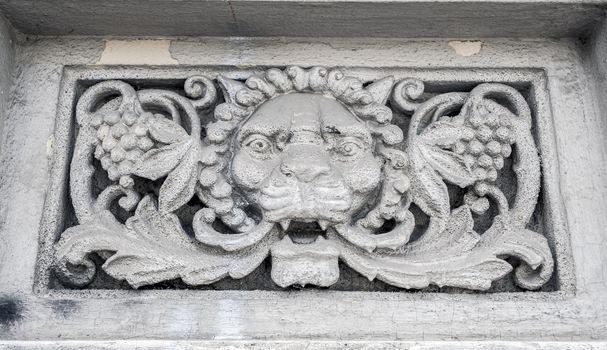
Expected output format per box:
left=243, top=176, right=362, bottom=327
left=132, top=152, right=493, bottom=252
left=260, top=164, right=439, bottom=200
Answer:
left=26, top=64, right=576, bottom=339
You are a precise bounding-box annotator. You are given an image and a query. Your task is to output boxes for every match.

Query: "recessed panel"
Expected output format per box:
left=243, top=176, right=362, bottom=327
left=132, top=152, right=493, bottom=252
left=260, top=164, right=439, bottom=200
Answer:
left=37, top=66, right=570, bottom=293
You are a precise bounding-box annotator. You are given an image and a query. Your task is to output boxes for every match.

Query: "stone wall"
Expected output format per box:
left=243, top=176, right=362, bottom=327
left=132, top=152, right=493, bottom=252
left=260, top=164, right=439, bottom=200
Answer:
left=1, top=2, right=607, bottom=349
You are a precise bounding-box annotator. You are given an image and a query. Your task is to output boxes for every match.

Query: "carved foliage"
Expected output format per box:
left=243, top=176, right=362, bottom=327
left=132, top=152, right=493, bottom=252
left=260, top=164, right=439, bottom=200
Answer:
left=53, top=67, right=554, bottom=291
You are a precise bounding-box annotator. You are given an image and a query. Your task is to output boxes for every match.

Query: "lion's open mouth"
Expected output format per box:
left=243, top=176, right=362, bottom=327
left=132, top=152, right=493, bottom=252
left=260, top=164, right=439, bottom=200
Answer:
left=282, top=220, right=327, bottom=244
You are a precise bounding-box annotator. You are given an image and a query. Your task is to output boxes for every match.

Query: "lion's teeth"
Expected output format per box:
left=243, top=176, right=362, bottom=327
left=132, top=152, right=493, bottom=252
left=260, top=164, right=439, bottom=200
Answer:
left=318, top=220, right=329, bottom=230
left=279, top=220, right=291, bottom=231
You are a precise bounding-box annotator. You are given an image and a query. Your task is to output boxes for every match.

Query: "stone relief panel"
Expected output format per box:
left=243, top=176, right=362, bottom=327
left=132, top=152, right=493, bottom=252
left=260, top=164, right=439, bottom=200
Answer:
left=46, top=66, right=558, bottom=292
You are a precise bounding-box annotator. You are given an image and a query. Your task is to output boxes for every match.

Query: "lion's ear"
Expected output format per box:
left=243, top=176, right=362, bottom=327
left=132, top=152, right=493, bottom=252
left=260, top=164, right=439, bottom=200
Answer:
left=365, top=76, right=395, bottom=105
left=217, top=75, right=246, bottom=104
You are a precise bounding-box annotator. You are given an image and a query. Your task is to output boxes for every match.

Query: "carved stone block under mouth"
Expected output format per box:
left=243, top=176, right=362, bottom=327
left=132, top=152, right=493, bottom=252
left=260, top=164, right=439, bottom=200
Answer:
left=36, top=66, right=572, bottom=294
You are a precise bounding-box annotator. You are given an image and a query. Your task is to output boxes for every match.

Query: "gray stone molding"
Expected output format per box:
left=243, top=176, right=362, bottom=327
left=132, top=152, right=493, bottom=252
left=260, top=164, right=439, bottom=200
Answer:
left=38, top=66, right=569, bottom=293
left=0, top=1, right=604, bottom=38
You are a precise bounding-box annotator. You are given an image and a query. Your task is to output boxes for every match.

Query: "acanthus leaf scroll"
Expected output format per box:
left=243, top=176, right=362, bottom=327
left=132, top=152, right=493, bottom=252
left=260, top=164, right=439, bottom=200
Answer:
left=53, top=66, right=554, bottom=291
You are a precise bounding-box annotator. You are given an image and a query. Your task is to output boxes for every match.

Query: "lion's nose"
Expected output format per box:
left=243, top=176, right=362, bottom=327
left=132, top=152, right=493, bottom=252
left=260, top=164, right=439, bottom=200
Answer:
left=281, top=144, right=331, bottom=183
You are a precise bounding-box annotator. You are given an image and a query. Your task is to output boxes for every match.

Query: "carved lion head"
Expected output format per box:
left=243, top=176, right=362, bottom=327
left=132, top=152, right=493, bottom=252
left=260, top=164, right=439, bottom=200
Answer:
left=231, top=93, right=382, bottom=229
left=190, top=67, right=406, bottom=236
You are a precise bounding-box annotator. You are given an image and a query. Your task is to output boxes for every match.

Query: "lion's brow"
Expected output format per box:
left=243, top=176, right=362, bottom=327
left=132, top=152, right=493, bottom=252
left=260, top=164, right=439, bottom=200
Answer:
left=321, top=124, right=372, bottom=143
left=237, top=124, right=285, bottom=143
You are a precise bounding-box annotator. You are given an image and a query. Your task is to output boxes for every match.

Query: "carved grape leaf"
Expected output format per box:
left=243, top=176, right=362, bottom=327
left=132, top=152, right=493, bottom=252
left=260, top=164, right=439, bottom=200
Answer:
left=374, top=258, right=512, bottom=290
left=54, top=196, right=276, bottom=288
left=337, top=240, right=512, bottom=291
left=53, top=210, right=126, bottom=287
left=408, top=145, right=450, bottom=219
left=407, top=205, right=480, bottom=256
left=407, top=119, right=477, bottom=220
left=132, top=137, right=203, bottom=213
left=158, top=142, right=201, bottom=213
left=416, top=120, right=476, bottom=188
left=334, top=206, right=511, bottom=290
left=337, top=209, right=553, bottom=291
left=418, top=144, right=475, bottom=188
left=419, top=120, right=465, bottom=148
left=101, top=197, right=206, bottom=286
left=481, top=215, right=554, bottom=290
left=133, top=139, right=193, bottom=180
left=147, top=116, right=190, bottom=144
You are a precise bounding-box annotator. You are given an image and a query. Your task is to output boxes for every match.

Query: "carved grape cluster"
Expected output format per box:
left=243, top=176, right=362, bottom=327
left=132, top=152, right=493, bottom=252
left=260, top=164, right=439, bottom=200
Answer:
left=443, top=112, right=515, bottom=214
left=90, top=110, right=157, bottom=186
left=456, top=114, right=513, bottom=180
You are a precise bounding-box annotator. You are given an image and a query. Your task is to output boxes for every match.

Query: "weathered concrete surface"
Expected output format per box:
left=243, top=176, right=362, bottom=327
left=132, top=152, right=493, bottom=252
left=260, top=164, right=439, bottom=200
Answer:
left=0, top=14, right=16, bottom=318
left=0, top=38, right=104, bottom=296
left=0, top=0, right=605, bottom=38
left=0, top=36, right=605, bottom=344
left=583, top=16, right=607, bottom=153
left=0, top=14, right=14, bottom=153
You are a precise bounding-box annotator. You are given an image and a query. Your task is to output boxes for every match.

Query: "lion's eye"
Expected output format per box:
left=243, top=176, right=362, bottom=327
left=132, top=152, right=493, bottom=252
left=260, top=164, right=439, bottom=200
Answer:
left=336, top=139, right=363, bottom=157
left=243, top=135, right=274, bottom=158
left=249, top=139, right=270, bottom=152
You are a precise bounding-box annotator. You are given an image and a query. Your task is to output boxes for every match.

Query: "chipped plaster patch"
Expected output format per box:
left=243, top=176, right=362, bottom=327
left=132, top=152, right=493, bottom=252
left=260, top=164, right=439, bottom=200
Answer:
left=448, top=40, right=483, bottom=57
left=98, top=40, right=178, bottom=65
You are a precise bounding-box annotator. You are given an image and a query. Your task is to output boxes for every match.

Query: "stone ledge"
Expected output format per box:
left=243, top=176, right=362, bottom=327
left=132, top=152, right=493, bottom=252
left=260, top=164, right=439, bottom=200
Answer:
left=0, top=0, right=605, bottom=37
left=2, top=341, right=607, bottom=349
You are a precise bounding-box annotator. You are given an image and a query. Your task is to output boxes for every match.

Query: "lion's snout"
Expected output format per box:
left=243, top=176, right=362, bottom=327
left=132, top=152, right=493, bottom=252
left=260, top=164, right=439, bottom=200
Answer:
left=279, top=144, right=332, bottom=183
left=260, top=144, right=352, bottom=223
